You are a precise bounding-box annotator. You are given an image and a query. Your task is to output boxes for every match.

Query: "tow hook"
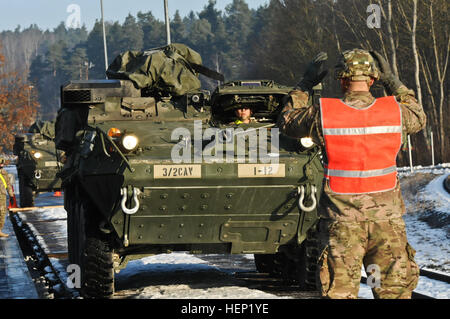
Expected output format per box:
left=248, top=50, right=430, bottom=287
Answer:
left=297, top=185, right=317, bottom=212
left=35, top=170, right=42, bottom=179
left=120, top=187, right=141, bottom=215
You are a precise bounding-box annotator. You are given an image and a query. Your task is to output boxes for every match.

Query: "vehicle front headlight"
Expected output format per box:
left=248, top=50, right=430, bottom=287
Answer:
left=33, top=151, right=42, bottom=159
left=121, top=134, right=139, bottom=151
left=300, top=137, right=315, bottom=149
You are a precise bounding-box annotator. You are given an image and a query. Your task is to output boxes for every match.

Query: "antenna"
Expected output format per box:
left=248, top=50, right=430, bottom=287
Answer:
left=100, top=0, right=109, bottom=74
left=164, top=0, right=171, bottom=45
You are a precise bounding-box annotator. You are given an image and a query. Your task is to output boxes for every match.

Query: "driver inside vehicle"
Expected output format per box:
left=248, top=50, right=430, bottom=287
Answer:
left=234, top=106, right=253, bottom=124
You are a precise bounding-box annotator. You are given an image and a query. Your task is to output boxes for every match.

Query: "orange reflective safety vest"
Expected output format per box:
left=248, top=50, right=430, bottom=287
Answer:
left=320, top=96, right=402, bottom=194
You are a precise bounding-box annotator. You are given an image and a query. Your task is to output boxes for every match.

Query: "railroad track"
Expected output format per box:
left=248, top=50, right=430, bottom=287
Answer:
left=9, top=209, right=77, bottom=299
left=10, top=205, right=450, bottom=299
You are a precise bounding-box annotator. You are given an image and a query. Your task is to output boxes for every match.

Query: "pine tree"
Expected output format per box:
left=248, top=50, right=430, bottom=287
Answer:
left=119, top=14, right=144, bottom=52
left=86, top=20, right=108, bottom=79
left=171, top=10, right=186, bottom=43
left=137, top=11, right=165, bottom=49
left=223, top=0, right=253, bottom=80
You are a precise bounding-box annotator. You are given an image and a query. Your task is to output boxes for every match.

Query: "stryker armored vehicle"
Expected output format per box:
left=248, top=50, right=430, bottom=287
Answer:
left=57, top=77, right=324, bottom=298
left=13, top=121, right=63, bottom=207
left=57, top=43, right=324, bottom=298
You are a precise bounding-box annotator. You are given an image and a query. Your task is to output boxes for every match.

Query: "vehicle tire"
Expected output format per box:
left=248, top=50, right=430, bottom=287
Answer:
left=66, top=185, right=115, bottom=298
left=272, top=251, right=294, bottom=281
left=66, top=186, right=85, bottom=266
left=296, top=229, right=320, bottom=291
left=254, top=254, right=276, bottom=273
left=19, top=174, right=34, bottom=207
left=79, top=193, right=114, bottom=299
left=82, top=236, right=115, bottom=299
left=254, top=251, right=297, bottom=282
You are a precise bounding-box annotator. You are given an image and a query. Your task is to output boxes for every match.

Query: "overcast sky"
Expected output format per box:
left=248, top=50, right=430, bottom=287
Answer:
left=0, top=0, right=269, bottom=32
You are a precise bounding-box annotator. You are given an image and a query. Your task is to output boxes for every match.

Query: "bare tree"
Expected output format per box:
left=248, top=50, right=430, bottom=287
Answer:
left=385, top=0, right=398, bottom=76
left=411, top=0, right=423, bottom=107
left=429, top=0, right=450, bottom=162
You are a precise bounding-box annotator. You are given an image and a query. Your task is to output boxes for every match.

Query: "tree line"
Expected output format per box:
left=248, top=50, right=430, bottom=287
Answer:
left=0, top=0, right=448, bottom=164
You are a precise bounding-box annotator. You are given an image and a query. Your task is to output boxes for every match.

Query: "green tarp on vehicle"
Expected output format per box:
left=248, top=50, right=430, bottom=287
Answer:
left=28, top=120, right=56, bottom=140
left=106, top=43, right=204, bottom=96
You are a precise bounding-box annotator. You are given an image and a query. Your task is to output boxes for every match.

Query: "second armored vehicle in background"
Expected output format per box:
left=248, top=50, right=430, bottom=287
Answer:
left=13, top=121, right=63, bottom=207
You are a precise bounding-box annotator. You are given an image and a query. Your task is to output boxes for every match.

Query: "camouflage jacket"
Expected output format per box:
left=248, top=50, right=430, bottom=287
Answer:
left=278, top=86, right=427, bottom=222
left=0, top=168, right=14, bottom=198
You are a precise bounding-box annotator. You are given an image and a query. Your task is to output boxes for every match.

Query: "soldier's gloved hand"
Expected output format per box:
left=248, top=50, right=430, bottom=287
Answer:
left=297, top=52, right=328, bottom=92
left=370, top=51, right=404, bottom=95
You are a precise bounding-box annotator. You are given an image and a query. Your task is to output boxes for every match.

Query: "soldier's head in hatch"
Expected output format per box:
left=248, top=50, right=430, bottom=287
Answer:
left=235, top=106, right=252, bottom=124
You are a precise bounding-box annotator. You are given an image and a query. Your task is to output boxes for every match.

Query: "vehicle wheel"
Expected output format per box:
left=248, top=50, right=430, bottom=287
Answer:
left=296, top=229, right=320, bottom=290
left=19, top=175, right=34, bottom=207
left=80, top=194, right=114, bottom=298
left=254, top=254, right=275, bottom=273
left=66, top=185, right=115, bottom=298
left=66, top=186, right=85, bottom=266
left=82, top=236, right=115, bottom=298
left=272, top=251, right=295, bottom=281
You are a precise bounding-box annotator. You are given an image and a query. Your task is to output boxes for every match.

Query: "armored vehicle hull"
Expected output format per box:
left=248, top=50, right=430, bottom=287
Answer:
left=58, top=79, right=323, bottom=298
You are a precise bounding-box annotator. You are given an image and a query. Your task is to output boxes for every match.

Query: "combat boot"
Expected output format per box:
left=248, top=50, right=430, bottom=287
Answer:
left=0, top=232, right=9, bottom=237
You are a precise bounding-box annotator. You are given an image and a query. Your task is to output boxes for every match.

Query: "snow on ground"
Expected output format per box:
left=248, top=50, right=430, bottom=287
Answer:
left=423, top=173, right=450, bottom=210
left=404, top=214, right=449, bottom=272
left=397, top=163, right=450, bottom=176
left=115, top=253, right=282, bottom=299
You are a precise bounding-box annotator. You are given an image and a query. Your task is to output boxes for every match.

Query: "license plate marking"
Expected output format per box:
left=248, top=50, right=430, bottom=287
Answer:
left=154, top=165, right=201, bottom=179
left=238, top=164, right=285, bottom=178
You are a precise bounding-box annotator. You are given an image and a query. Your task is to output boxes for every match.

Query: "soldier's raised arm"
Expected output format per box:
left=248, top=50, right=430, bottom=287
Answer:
left=277, top=52, right=328, bottom=143
left=371, top=51, right=426, bottom=137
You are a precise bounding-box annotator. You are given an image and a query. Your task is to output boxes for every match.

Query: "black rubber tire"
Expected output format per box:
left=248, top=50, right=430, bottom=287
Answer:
left=272, top=251, right=294, bottom=281
left=82, top=236, right=115, bottom=299
left=296, top=230, right=320, bottom=291
left=254, top=254, right=276, bottom=273
left=19, top=174, right=34, bottom=207
left=66, top=196, right=75, bottom=265
left=66, top=185, right=115, bottom=298
left=66, top=186, right=85, bottom=266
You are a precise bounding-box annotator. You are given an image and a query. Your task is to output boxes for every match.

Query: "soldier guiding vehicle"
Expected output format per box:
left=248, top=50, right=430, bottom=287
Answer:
left=278, top=49, right=427, bottom=298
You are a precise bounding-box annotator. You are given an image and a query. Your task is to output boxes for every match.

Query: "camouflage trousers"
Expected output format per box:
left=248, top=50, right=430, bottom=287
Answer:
left=317, top=217, right=419, bottom=299
left=0, top=195, right=7, bottom=230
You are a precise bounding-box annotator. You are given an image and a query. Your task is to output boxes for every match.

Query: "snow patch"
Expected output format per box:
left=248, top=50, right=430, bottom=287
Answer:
left=423, top=174, right=450, bottom=214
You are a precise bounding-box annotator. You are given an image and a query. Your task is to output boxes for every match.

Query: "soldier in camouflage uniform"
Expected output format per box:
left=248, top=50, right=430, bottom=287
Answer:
left=278, top=49, right=426, bottom=298
left=0, top=157, right=15, bottom=237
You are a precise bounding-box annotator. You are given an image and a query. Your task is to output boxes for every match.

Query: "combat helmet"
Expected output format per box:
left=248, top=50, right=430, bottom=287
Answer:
left=335, top=49, right=380, bottom=81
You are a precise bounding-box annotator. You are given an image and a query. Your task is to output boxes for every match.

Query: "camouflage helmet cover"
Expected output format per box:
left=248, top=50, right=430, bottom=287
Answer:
left=335, top=49, right=380, bottom=81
